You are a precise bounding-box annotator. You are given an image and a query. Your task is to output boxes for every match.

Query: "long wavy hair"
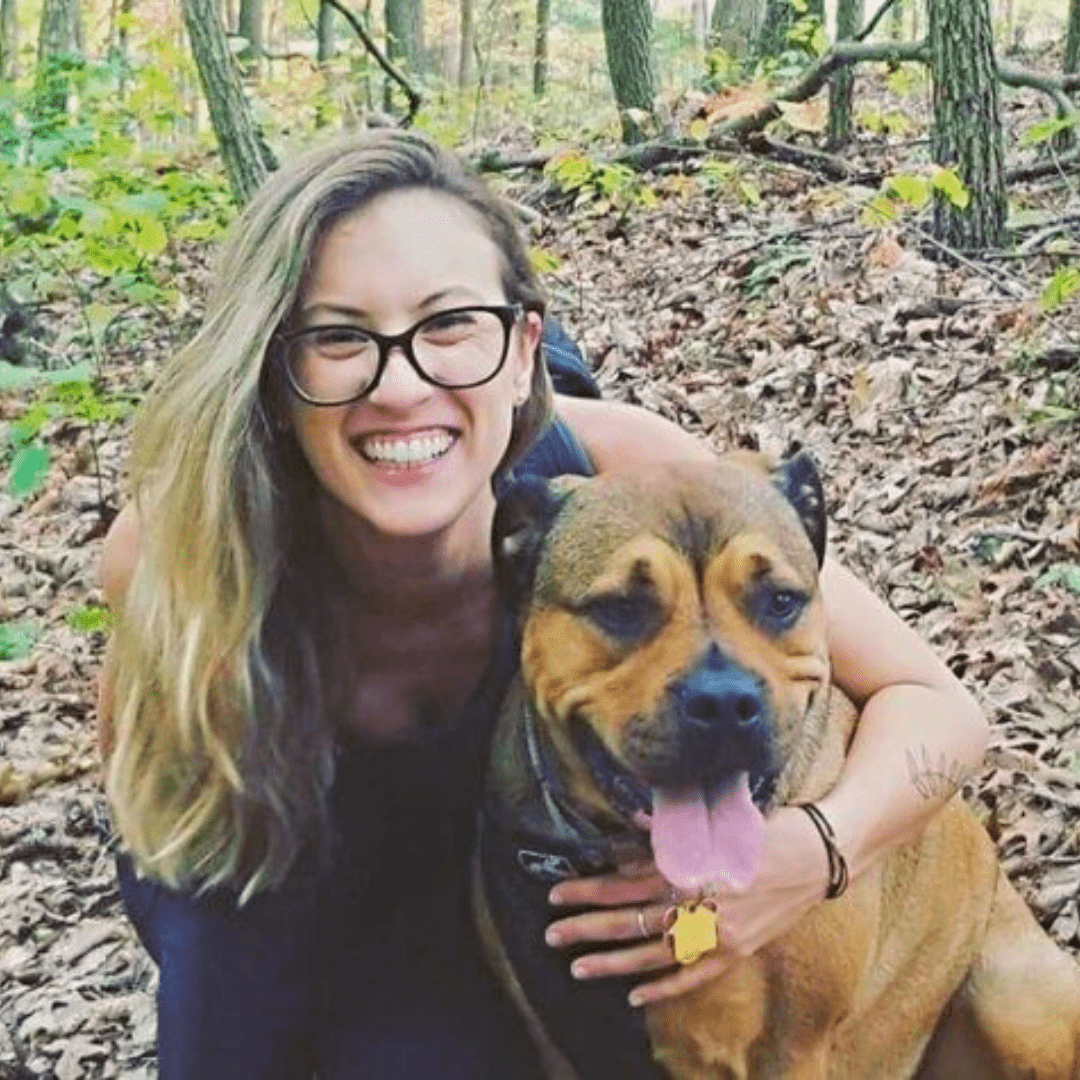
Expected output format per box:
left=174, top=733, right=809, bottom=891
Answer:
left=105, top=130, right=554, bottom=901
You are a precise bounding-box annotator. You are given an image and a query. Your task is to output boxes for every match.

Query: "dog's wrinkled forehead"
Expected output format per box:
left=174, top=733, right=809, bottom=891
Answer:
left=533, top=463, right=821, bottom=602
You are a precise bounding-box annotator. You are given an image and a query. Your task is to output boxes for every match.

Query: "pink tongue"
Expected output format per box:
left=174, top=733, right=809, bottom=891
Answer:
left=651, top=772, right=765, bottom=892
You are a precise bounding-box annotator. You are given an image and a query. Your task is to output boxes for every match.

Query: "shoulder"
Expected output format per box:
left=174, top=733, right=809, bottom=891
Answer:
left=553, top=395, right=716, bottom=474
left=99, top=503, right=142, bottom=610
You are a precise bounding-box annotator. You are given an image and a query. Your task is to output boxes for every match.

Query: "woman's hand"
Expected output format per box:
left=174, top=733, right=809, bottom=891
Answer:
left=545, top=806, right=829, bottom=1007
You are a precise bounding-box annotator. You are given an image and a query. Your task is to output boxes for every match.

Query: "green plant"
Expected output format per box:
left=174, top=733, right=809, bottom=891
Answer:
left=698, top=158, right=761, bottom=206
left=67, top=604, right=112, bottom=633
left=3, top=375, right=133, bottom=500
left=544, top=150, right=659, bottom=214
left=0, top=620, right=39, bottom=661
left=862, top=167, right=969, bottom=226
left=1041, top=266, right=1080, bottom=312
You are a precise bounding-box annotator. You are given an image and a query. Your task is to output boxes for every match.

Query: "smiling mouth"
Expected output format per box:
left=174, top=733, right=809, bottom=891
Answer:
left=358, top=429, right=456, bottom=467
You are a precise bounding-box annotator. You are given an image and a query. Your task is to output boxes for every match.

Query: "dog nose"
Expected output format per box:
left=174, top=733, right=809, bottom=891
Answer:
left=671, top=646, right=766, bottom=731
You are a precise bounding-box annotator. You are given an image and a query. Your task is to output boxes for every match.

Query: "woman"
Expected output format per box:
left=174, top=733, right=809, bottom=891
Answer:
left=97, top=130, right=988, bottom=1079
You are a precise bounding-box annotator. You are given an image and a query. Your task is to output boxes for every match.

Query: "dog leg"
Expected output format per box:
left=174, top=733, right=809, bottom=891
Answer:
left=917, top=870, right=1080, bottom=1080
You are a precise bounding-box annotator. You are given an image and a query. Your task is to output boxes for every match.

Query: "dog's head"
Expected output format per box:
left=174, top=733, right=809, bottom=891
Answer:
left=493, top=452, right=832, bottom=893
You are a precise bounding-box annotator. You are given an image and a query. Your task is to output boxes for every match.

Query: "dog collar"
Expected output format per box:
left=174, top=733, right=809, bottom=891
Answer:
left=482, top=697, right=649, bottom=885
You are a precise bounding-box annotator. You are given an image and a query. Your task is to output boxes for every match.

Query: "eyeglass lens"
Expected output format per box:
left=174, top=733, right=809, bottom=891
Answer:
left=286, top=306, right=512, bottom=404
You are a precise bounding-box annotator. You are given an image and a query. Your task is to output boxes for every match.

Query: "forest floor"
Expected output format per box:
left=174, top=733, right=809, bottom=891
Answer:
left=2, top=61, right=1080, bottom=1079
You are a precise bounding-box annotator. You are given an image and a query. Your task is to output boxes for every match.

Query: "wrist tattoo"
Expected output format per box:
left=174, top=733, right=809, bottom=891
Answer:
left=906, top=747, right=973, bottom=800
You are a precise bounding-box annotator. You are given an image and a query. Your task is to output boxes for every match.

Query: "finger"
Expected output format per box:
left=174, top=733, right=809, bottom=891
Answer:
left=546, top=903, right=667, bottom=948
left=627, top=949, right=730, bottom=1007
left=569, top=939, right=676, bottom=982
left=549, top=870, right=669, bottom=909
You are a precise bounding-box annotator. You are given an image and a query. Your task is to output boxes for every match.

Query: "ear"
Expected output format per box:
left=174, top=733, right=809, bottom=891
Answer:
left=771, top=450, right=827, bottom=568
left=492, top=474, right=582, bottom=609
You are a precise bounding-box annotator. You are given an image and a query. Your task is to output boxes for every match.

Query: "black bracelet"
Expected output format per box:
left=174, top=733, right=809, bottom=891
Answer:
left=799, top=802, right=849, bottom=899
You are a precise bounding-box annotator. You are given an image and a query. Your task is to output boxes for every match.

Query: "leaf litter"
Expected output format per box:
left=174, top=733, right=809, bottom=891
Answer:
left=3, top=104, right=1080, bottom=1080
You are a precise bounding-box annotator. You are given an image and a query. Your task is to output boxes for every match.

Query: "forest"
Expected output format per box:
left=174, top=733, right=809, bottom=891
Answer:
left=1, top=0, right=1080, bottom=1075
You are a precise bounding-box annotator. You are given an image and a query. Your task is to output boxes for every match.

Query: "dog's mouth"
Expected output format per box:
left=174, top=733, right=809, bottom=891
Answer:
left=650, top=773, right=767, bottom=894
left=569, top=717, right=774, bottom=894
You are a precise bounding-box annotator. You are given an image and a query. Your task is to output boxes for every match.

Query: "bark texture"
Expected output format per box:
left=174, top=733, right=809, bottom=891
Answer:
left=457, top=0, right=472, bottom=87
left=928, top=0, right=1005, bottom=250
left=709, top=0, right=763, bottom=64
left=33, top=0, right=81, bottom=126
left=1067, top=0, right=1080, bottom=76
left=1, top=0, right=18, bottom=80
left=237, top=0, right=264, bottom=75
left=600, top=0, right=656, bottom=144
left=828, top=0, right=863, bottom=148
left=533, top=0, right=550, bottom=97
left=182, top=0, right=275, bottom=204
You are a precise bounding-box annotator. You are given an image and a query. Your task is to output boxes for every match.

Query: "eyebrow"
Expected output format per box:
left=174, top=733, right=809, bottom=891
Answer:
left=298, top=287, right=487, bottom=323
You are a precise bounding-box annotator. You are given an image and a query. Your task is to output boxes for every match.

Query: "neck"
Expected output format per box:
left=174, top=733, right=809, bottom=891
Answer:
left=314, top=487, right=498, bottom=614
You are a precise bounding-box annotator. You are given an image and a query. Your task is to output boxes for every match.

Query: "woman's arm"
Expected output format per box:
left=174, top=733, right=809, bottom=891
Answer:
left=545, top=398, right=990, bottom=1006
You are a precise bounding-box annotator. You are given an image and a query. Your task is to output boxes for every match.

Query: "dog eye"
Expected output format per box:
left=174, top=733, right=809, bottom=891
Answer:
left=752, top=585, right=807, bottom=631
left=581, top=593, right=662, bottom=642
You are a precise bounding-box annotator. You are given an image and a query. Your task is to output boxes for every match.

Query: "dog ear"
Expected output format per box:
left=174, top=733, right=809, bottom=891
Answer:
left=771, top=451, right=827, bottom=568
left=492, top=475, right=582, bottom=607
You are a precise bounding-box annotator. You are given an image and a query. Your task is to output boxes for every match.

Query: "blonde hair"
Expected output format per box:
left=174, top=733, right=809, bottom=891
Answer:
left=106, top=130, right=554, bottom=900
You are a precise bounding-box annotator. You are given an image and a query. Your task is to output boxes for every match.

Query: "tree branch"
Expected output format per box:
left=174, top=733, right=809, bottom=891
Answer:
left=998, top=62, right=1080, bottom=121
left=322, top=0, right=422, bottom=126
left=856, top=0, right=902, bottom=43
left=706, top=39, right=929, bottom=141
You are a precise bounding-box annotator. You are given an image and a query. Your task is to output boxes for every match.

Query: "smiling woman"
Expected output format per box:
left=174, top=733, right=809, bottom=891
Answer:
left=96, top=129, right=992, bottom=1080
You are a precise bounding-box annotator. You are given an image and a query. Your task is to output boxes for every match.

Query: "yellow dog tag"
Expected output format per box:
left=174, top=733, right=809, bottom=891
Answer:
left=663, top=900, right=719, bottom=965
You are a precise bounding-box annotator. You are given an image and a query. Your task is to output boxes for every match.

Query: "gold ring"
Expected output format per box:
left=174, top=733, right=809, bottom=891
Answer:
left=637, top=906, right=649, bottom=938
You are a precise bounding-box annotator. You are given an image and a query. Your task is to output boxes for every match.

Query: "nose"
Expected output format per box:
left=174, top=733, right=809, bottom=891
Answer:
left=670, top=644, right=766, bottom=733
left=365, top=343, right=433, bottom=409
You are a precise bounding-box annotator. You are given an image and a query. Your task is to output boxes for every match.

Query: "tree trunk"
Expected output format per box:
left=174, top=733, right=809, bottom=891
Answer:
left=928, top=0, right=1006, bottom=250
left=458, top=0, right=473, bottom=87
left=1066, top=0, right=1080, bottom=75
left=237, top=0, right=263, bottom=77
left=385, top=0, right=422, bottom=68
left=888, top=0, right=904, bottom=39
left=757, top=0, right=792, bottom=59
left=533, top=0, right=550, bottom=97
left=33, top=0, right=81, bottom=129
left=828, top=0, right=862, bottom=148
left=317, top=0, right=335, bottom=62
left=691, top=0, right=708, bottom=49
left=182, top=0, right=275, bottom=204
left=384, top=0, right=422, bottom=109
left=600, top=0, right=656, bottom=144
left=0, top=0, right=18, bottom=80
left=709, top=0, right=764, bottom=68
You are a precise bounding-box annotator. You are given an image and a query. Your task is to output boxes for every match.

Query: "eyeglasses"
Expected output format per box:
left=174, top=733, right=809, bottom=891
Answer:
left=276, top=303, right=523, bottom=406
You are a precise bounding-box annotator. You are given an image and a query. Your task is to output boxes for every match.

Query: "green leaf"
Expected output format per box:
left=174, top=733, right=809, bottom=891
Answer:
left=885, top=174, right=929, bottom=208
left=862, top=193, right=898, bottom=226
left=129, top=212, right=168, bottom=256
left=931, top=169, right=970, bottom=209
left=0, top=619, right=38, bottom=661
left=1019, top=115, right=1079, bottom=148
left=7, top=442, right=50, bottom=497
left=67, top=604, right=112, bottom=633
left=1041, top=266, right=1080, bottom=312
left=1034, top=563, right=1080, bottom=594
left=0, top=360, right=94, bottom=393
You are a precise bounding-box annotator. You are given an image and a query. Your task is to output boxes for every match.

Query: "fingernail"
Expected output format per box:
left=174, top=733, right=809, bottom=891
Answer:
left=548, top=887, right=564, bottom=905
left=571, top=960, right=588, bottom=979
left=628, top=990, right=645, bottom=1007
left=545, top=927, right=561, bottom=946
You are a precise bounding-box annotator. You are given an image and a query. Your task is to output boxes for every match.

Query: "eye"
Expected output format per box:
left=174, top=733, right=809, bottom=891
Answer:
left=581, top=592, right=662, bottom=642
left=303, top=326, right=371, bottom=359
left=751, top=584, right=807, bottom=631
left=421, top=308, right=480, bottom=343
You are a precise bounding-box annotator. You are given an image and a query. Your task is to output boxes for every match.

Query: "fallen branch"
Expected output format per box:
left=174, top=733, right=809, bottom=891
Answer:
left=1005, top=151, right=1080, bottom=183
left=705, top=39, right=929, bottom=142
left=323, top=0, right=421, bottom=126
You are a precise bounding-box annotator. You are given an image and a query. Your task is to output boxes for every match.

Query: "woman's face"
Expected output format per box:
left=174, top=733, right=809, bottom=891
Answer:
left=285, top=187, right=541, bottom=547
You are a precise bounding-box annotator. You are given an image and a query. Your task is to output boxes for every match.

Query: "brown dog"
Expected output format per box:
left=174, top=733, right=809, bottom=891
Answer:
left=475, top=453, right=1080, bottom=1080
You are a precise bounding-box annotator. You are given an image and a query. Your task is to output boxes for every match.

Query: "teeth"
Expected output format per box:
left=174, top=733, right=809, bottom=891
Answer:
left=361, top=431, right=454, bottom=466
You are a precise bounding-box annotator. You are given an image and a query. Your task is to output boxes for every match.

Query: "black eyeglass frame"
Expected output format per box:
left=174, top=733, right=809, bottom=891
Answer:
left=275, top=303, right=525, bottom=407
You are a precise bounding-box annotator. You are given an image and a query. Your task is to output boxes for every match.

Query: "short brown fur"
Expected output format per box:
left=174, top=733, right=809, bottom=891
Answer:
left=477, top=458, right=1080, bottom=1079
